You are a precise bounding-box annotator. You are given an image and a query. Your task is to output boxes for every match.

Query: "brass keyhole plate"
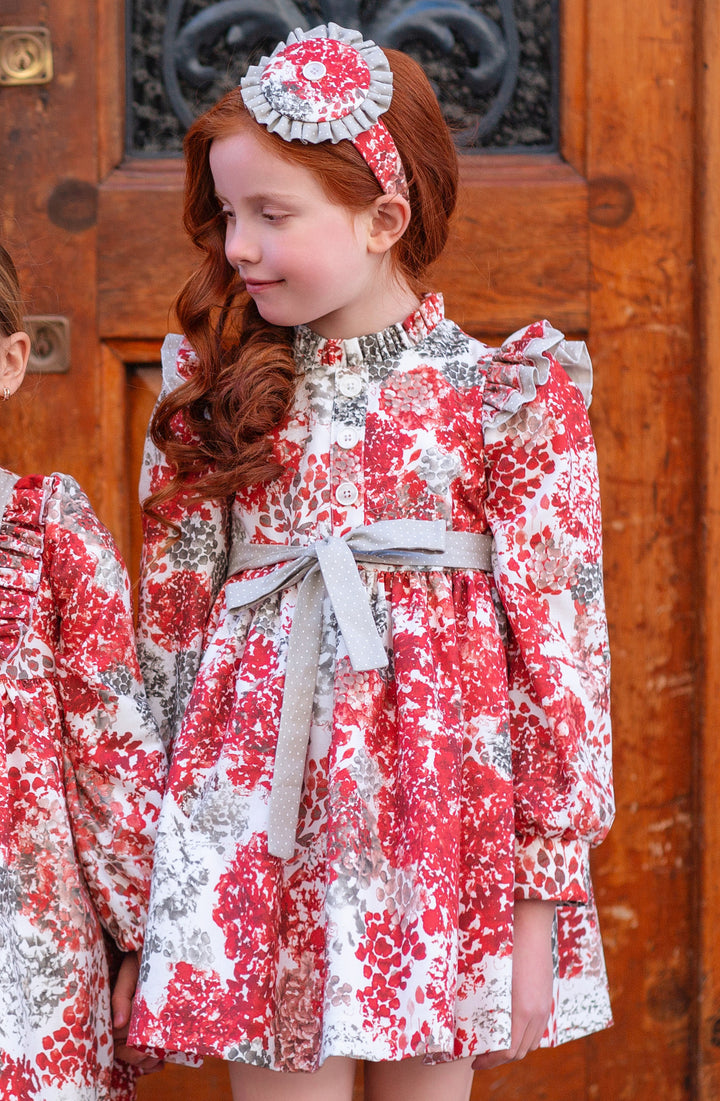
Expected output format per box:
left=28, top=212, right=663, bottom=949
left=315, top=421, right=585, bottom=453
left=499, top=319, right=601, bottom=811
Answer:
left=0, top=27, right=53, bottom=86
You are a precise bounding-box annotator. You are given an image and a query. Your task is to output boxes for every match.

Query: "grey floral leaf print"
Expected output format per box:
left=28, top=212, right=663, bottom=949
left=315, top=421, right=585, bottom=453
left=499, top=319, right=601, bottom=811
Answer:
left=167, top=509, right=229, bottom=578
left=416, top=446, right=462, bottom=496
left=571, top=562, right=605, bottom=605
left=333, top=395, right=367, bottom=427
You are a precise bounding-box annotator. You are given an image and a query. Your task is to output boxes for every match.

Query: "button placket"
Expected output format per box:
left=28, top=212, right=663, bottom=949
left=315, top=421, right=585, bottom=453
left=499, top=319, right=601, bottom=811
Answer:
left=330, top=342, right=367, bottom=532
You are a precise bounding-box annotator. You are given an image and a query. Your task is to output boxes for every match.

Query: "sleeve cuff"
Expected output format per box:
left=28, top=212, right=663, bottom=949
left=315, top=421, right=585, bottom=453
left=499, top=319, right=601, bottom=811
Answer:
left=514, top=834, right=590, bottom=903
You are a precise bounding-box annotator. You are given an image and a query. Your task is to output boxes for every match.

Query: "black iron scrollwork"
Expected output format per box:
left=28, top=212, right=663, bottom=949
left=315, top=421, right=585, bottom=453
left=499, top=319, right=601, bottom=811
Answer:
left=372, top=0, right=519, bottom=142
left=162, top=0, right=520, bottom=144
left=163, top=0, right=306, bottom=128
left=129, top=0, right=556, bottom=153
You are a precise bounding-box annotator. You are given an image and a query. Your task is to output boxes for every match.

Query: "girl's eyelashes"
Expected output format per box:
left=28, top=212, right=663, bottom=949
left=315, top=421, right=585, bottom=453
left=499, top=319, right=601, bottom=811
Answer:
left=213, top=195, right=290, bottom=224
left=212, top=194, right=233, bottom=220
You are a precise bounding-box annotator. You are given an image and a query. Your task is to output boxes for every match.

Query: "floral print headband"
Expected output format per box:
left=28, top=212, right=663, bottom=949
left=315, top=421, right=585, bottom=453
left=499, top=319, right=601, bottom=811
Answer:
left=240, top=22, right=410, bottom=201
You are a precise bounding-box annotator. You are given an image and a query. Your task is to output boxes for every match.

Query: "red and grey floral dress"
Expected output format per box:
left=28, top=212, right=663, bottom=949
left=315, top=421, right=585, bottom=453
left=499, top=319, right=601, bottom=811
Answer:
left=0, top=471, right=167, bottom=1101
left=130, top=294, right=614, bottom=1070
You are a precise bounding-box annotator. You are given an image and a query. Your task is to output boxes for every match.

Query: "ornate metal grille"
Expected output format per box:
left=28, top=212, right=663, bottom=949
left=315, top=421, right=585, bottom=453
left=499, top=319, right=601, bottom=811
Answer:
left=127, top=0, right=558, bottom=155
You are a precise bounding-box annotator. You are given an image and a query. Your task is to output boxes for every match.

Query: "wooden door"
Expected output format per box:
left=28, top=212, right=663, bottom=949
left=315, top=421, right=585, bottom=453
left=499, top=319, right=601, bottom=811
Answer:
left=0, top=0, right=710, bottom=1097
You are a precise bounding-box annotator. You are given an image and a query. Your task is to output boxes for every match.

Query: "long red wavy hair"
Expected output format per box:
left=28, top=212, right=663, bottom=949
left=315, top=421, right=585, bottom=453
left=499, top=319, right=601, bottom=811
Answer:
left=145, top=48, right=458, bottom=517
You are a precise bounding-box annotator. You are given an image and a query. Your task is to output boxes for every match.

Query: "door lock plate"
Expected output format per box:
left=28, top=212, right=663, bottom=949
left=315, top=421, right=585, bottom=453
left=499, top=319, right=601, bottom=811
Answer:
left=0, top=27, right=53, bottom=86
left=24, top=316, right=70, bottom=374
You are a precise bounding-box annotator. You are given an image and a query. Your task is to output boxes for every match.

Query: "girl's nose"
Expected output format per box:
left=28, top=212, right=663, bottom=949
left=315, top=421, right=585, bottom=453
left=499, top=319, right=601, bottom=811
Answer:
left=225, top=223, right=261, bottom=267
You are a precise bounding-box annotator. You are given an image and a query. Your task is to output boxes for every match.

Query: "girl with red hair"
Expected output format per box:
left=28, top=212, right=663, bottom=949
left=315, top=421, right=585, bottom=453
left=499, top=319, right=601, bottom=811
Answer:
left=129, top=24, right=614, bottom=1101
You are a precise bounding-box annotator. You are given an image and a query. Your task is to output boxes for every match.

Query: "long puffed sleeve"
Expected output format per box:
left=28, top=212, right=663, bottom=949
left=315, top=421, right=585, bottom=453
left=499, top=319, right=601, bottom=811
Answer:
left=137, top=334, right=231, bottom=753
left=481, top=323, right=614, bottom=903
left=44, top=474, right=167, bottom=950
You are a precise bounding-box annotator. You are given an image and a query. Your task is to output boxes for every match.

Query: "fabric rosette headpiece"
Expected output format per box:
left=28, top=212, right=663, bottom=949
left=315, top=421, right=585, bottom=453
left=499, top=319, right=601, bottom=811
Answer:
left=240, top=22, right=409, bottom=200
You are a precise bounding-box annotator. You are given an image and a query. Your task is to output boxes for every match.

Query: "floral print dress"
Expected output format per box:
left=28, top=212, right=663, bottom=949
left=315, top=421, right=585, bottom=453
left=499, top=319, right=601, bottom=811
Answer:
left=130, top=294, right=614, bottom=1070
left=0, top=471, right=167, bottom=1101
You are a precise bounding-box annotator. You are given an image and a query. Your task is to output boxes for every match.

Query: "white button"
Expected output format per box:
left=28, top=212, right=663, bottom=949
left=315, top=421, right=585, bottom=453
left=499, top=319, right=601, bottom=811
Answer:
left=338, top=374, right=363, bottom=397
left=335, top=481, right=359, bottom=506
left=303, top=61, right=327, bottom=81
left=336, top=426, right=359, bottom=449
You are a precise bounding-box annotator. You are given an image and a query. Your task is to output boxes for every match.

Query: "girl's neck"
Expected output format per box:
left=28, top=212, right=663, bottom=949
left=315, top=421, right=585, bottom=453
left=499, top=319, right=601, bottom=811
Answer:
left=308, top=276, right=422, bottom=342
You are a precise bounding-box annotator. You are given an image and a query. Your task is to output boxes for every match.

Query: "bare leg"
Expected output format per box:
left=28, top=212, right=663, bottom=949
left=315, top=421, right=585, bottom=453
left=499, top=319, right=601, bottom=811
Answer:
left=364, top=1056, right=475, bottom=1101
left=228, top=1056, right=357, bottom=1101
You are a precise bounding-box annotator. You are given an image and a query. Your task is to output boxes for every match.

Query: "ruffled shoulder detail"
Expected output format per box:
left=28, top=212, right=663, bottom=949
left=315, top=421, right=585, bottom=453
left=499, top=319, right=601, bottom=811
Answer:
left=0, top=471, right=51, bottom=662
left=160, top=333, right=197, bottom=393
left=481, top=320, right=593, bottom=427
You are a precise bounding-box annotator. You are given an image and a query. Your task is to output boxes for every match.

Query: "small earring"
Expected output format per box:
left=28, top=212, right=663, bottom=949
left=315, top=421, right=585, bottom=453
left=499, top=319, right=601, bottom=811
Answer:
left=2, top=387, right=9, bottom=401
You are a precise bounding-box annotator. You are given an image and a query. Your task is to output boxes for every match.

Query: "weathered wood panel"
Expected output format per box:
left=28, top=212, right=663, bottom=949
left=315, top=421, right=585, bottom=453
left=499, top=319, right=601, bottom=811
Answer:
left=579, top=0, right=697, bottom=1097
left=0, top=0, right=107, bottom=511
left=97, top=158, right=589, bottom=342
left=440, top=159, right=589, bottom=337
left=697, top=1, right=720, bottom=1097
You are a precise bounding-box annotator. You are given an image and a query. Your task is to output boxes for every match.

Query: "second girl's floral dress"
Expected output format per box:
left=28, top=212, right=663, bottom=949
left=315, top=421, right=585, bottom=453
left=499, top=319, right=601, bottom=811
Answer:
left=0, top=471, right=167, bottom=1101
left=130, top=294, right=614, bottom=1069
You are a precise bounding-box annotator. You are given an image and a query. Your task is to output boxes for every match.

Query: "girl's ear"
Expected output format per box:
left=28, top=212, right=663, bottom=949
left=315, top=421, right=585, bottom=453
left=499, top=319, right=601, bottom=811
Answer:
left=0, top=331, right=31, bottom=396
left=366, top=194, right=412, bottom=255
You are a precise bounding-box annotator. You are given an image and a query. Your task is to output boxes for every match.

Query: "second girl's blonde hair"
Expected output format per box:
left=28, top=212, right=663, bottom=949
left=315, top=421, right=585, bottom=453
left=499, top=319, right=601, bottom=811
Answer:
left=0, top=245, right=24, bottom=338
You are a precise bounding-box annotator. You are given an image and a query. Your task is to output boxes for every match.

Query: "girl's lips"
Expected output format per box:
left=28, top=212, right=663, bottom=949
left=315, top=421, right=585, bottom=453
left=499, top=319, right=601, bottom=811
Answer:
left=245, top=279, right=282, bottom=292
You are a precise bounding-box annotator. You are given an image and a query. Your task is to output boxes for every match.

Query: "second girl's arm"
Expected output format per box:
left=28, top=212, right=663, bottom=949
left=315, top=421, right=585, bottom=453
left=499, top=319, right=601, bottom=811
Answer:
left=46, top=474, right=167, bottom=951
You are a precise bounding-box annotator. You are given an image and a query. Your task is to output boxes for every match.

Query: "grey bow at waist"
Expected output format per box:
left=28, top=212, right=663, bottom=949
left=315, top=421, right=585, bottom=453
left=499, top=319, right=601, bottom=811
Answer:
left=225, top=519, right=493, bottom=860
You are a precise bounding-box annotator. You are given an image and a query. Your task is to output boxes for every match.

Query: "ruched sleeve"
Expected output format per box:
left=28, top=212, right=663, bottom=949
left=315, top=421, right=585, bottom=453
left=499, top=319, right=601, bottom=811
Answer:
left=137, top=334, right=232, bottom=753
left=481, top=322, right=613, bottom=903
left=0, top=473, right=43, bottom=666
left=42, top=474, right=167, bottom=949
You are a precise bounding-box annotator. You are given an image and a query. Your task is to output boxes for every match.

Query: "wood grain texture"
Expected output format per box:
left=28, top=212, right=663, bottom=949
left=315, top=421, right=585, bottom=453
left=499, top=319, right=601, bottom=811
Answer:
left=126, top=363, right=161, bottom=581
left=97, top=0, right=124, bottom=179
left=580, top=0, right=697, bottom=1097
left=98, top=342, right=131, bottom=558
left=696, top=1, right=720, bottom=1096
left=440, top=158, right=589, bottom=337
left=97, top=162, right=191, bottom=339
left=97, top=158, right=589, bottom=341
left=0, top=0, right=106, bottom=510
left=559, top=0, right=588, bottom=174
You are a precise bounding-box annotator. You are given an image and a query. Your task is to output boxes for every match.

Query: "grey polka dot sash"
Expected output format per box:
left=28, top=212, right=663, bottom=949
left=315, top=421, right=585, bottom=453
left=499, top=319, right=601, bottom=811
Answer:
left=225, top=519, right=493, bottom=860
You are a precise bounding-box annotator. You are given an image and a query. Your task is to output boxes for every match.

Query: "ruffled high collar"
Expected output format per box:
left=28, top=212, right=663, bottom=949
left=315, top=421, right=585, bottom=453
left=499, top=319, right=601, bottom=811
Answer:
left=293, top=293, right=445, bottom=371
